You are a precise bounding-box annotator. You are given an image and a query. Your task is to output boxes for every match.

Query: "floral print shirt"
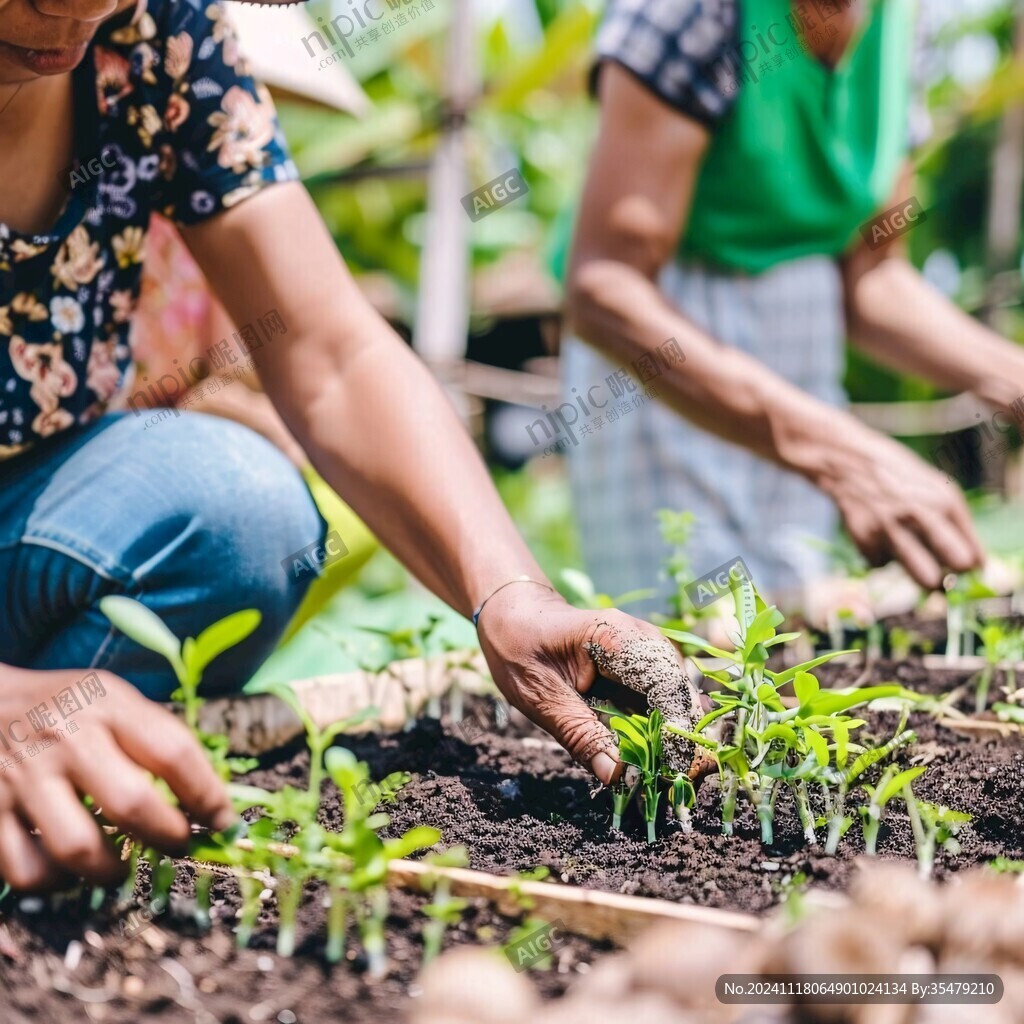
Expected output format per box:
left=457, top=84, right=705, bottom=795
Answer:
left=0, top=0, right=297, bottom=460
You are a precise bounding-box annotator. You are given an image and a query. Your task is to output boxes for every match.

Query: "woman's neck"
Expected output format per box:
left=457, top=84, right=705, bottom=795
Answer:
left=0, top=74, right=76, bottom=235
left=796, top=0, right=868, bottom=68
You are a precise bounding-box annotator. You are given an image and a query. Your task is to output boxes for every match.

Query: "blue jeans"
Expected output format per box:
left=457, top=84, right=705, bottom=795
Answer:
left=0, top=412, right=324, bottom=700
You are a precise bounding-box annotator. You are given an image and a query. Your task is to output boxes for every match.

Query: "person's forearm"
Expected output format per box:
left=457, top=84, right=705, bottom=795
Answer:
left=273, top=333, right=549, bottom=620
left=844, top=256, right=1024, bottom=411
left=565, top=258, right=879, bottom=493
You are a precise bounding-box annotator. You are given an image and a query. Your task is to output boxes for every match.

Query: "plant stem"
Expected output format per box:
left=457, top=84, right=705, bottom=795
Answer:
left=325, top=885, right=348, bottom=964
left=276, top=878, right=303, bottom=958
left=721, top=776, right=739, bottom=836
left=194, top=872, right=213, bottom=932
left=975, top=665, right=993, bottom=714
left=236, top=875, right=263, bottom=949
left=902, top=788, right=932, bottom=879
left=794, top=783, right=816, bottom=846
left=757, top=783, right=776, bottom=846
left=360, top=889, right=389, bottom=979
left=946, top=603, right=963, bottom=664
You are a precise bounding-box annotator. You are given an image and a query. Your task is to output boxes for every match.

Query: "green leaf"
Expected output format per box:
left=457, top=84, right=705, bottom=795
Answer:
left=879, top=767, right=926, bottom=806
left=385, top=826, right=442, bottom=860
left=760, top=723, right=798, bottom=747
left=100, top=596, right=183, bottom=671
left=763, top=632, right=802, bottom=648
left=994, top=703, right=1024, bottom=724
left=793, top=672, right=820, bottom=708
left=767, top=650, right=858, bottom=686
left=801, top=728, right=830, bottom=771
left=190, top=609, right=262, bottom=678
left=798, top=685, right=906, bottom=718
left=692, top=703, right=738, bottom=733
left=659, top=627, right=738, bottom=661
left=831, top=720, right=851, bottom=769
left=744, top=607, right=785, bottom=654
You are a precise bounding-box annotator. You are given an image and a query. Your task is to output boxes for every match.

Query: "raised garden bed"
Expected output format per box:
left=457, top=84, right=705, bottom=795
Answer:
left=5, top=591, right=1024, bottom=1024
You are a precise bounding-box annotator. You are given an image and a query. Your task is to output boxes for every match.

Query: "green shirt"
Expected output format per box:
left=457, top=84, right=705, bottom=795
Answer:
left=681, top=0, right=917, bottom=274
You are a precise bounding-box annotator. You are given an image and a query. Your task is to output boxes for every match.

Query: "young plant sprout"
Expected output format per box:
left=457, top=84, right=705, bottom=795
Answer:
left=100, top=596, right=262, bottom=778
left=608, top=710, right=665, bottom=844
left=359, top=616, right=444, bottom=718
left=858, top=764, right=927, bottom=856
left=420, top=847, right=470, bottom=965
left=322, top=746, right=440, bottom=974
left=660, top=563, right=926, bottom=853
left=944, top=571, right=995, bottom=664
left=902, top=786, right=973, bottom=879
left=652, top=508, right=704, bottom=633
left=971, top=620, right=1024, bottom=713
left=888, top=626, right=933, bottom=661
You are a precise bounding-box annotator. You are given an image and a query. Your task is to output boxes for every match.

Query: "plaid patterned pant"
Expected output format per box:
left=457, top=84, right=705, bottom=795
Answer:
left=561, top=255, right=846, bottom=617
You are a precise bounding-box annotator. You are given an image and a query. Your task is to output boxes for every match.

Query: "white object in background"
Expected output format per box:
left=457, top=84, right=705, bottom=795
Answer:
left=226, top=2, right=371, bottom=116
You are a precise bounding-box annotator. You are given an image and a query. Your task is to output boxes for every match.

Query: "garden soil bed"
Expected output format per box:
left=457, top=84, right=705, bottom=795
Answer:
left=3, top=664, right=1023, bottom=1023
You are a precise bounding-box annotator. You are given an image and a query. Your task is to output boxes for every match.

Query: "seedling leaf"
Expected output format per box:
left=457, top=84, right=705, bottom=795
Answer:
left=100, top=596, right=183, bottom=675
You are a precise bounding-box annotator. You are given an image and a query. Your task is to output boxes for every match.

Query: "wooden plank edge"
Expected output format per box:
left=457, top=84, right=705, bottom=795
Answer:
left=386, top=859, right=760, bottom=944
left=193, top=649, right=492, bottom=754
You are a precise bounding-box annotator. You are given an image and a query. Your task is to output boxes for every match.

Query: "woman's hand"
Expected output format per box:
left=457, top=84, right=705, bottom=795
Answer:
left=0, top=665, right=236, bottom=891
left=475, top=588, right=709, bottom=785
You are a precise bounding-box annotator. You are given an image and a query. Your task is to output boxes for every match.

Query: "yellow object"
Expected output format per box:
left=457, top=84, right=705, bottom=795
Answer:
left=281, top=464, right=379, bottom=643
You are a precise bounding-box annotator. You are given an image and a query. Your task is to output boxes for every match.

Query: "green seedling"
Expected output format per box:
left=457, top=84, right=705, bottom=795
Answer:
left=986, top=857, right=1024, bottom=874
left=359, top=615, right=444, bottom=719
left=323, top=747, right=440, bottom=974
left=100, top=596, right=261, bottom=778
left=420, top=846, right=471, bottom=965
left=858, top=764, right=927, bottom=856
left=902, top=786, right=972, bottom=879
left=971, top=620, right=1024, bottom=713
left=661, top=563, right=926, bottom=853
left=888, top=626, right=933, bottom=661
left=944, top=571, right=995, bottom=664
left=652, top=508, right=704, bottom=632
left=603, top=707, right=698, bottom=841
left=609, top=710, right=664, bottom=843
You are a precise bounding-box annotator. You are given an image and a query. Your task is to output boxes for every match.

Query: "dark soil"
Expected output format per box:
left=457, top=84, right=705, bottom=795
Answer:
left=2, top=661, right=1023, bottom=1023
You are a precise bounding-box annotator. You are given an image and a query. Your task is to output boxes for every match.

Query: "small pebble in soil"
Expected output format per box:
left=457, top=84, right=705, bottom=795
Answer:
left=257, top=955, right=275, bottom=972
left=277, top=1012, right=297, bottom=1024
left=497, top=779, right=521, bottom=799
left=123, top=976, right=144, bottom=997
left=249, top=1003, right=274, bottom=1021
left=408, top=984, right=424, bottom=998
left=761, top=861, right=781, bottom=871
left=18, top=897, right=43, bottom=914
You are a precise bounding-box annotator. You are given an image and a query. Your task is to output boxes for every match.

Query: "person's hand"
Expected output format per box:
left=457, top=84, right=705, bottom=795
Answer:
left=0, top=665, right=236, bottom=891
left=475, top=588, right=711, bottom=785
left=821, top=431, right=984, bottom=590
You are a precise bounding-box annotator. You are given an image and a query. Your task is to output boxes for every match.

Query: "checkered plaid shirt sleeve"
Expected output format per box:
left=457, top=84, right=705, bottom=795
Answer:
left=590, top=0, right=741, bottom=126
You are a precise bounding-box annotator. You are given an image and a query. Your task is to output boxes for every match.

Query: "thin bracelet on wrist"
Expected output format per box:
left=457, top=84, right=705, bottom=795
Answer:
left=472, top=576, right=554, bottom=627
